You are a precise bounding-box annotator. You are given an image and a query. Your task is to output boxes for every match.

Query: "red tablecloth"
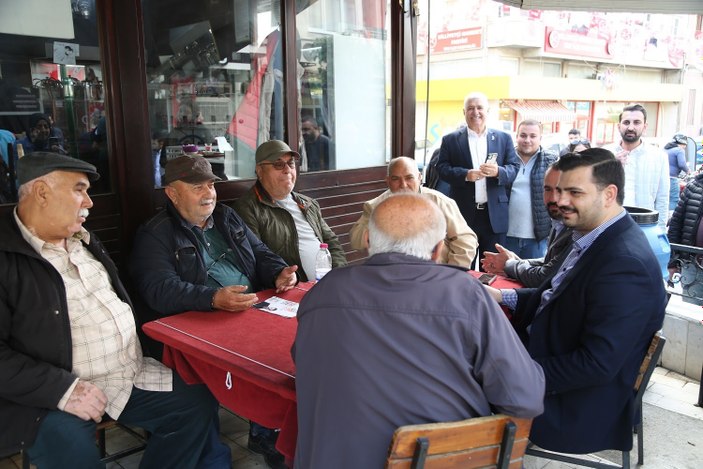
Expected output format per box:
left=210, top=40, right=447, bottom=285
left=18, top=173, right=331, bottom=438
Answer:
left=469, top=270, right=523, bottom=289
left=142, top=282, right=315, bottom=459
left=142, top=274, right=523, bottom=460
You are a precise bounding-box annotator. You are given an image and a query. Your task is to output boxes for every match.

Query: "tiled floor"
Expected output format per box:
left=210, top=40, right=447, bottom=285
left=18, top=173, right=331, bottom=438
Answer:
left=2, top=367, right=701, bottom=469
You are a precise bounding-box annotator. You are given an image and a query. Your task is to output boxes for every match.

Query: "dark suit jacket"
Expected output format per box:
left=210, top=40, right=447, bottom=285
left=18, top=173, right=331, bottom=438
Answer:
left=504, top=224, right=574, bottom=287
left=513, top=214, right=666, bottom=453
left=436, top=127, right=520, bottom=233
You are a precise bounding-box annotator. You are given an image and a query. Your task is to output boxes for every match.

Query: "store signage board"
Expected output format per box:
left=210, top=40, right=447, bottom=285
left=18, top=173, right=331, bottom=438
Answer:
left=0, top=0, right=74, bottom=39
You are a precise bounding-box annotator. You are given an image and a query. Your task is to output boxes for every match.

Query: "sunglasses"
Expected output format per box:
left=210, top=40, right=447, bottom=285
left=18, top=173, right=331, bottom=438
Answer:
left=259, top=159, right=298, bottom=170
left=571, top=139, right=591, bottom=145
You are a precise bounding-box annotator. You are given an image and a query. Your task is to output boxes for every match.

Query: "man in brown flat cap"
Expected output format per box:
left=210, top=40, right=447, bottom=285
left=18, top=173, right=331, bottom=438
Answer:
left=130, top=154, right=297, bottom=468
left=1, top=152, right=219, bottom=469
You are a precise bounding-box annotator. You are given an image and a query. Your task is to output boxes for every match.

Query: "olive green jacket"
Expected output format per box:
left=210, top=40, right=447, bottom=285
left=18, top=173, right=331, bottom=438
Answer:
left=233, top=182, right=347, bottom=281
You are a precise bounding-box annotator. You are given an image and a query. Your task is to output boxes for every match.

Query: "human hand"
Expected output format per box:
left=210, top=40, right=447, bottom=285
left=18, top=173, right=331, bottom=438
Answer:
left=275, top=265, right=298, bottom=293
left=481, top=244, right=517, bottom=274
left=467, top=169, right=483, bottom=182
left=64, top=380, right=108, bottom=422
left=479, top=162, right=499, bottom=178
left=213, top=285, right=259, bottom=312
left=483, top=285, right=503, bottom=304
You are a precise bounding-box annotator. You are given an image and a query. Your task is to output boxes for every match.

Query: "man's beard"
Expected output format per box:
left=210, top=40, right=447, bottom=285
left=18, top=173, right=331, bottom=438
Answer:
left=621, top=131, right=640, bottom=143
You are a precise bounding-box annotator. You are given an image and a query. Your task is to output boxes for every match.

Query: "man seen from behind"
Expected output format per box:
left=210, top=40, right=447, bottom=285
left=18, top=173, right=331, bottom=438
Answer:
left=294, top=192, right=545, bottom=468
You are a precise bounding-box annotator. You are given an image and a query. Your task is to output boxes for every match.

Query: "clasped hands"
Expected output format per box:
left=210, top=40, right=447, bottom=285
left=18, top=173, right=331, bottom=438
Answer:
left=212, top=265, right=299, bottom=312
left=467, top=162, right=498, bottom=182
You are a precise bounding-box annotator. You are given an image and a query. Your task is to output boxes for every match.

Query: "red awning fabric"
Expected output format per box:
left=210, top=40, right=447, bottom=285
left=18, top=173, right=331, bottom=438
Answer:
left=505, top=100, right=576, bottom=123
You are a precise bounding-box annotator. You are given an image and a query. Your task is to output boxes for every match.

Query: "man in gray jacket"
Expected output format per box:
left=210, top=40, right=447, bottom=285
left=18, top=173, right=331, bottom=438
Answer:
left=293, top=193, right=545, bottom=469
left=482, top=164, right=573, bottom=287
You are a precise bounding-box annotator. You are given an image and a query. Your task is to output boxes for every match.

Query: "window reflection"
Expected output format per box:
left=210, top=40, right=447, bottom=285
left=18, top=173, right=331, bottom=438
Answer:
left=143, top=0, right=287, bottom=185
left=0, top=0, right=109, bottom=203
left=296, top=0, right=390, bottom=171
left=143, top=0, right=391, bottom=186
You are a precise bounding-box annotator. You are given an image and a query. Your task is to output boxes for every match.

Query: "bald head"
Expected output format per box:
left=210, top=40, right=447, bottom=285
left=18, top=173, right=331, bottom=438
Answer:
left=368, top=193, right=446, bottom=261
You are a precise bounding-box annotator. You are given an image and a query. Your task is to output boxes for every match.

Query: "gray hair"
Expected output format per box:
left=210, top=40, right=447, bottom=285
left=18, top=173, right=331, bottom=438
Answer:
left=17, top=172, right=59, bottom=200
left=368, top=193, right=446, bottom=260
left=463, top=91, right=489, bottom=110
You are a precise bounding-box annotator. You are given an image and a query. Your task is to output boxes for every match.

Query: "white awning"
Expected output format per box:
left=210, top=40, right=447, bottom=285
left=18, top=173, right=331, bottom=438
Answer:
left=505, top=100, right=576, bottom=123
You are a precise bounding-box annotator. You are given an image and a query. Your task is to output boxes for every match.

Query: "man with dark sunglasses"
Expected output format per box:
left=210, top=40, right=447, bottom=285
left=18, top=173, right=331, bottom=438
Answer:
left=234, top=140, right=346, bottom=283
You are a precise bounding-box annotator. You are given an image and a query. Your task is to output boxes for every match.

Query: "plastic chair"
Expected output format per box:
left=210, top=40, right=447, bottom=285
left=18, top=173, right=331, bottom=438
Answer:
left=385, top=414, right=533, bottom=469
left=526, top=332, right=666, bottom=469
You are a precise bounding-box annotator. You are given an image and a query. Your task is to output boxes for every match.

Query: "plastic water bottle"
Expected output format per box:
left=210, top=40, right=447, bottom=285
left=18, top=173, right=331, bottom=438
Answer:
left=315, top=243, right=332, bottom=281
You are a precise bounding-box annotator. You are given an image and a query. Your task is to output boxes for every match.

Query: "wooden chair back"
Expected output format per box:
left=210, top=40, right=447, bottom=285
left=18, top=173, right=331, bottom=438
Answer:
left=385, top=414, right=533, bottom=469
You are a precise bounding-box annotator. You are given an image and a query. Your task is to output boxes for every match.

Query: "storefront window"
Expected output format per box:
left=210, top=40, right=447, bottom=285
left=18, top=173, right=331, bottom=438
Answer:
left=0, top=0, right=109, bottom=203
left=296, top=0, right=390, bottom=171
left=143, top=0, right=289, bottom=185
left=143, top=0, right=391, bottom=185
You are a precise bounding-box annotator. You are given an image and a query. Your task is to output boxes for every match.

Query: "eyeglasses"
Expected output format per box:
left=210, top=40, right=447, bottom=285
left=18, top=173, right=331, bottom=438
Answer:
left=259, top=159, right=297, bottom=170
left=571, top=139, right=591, bottom=146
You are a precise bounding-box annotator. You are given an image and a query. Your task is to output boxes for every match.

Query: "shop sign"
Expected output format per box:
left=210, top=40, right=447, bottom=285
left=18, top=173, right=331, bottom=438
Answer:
left=544, top=27, right=611, bottom=59
left=431, top=27, right=483, bottom=54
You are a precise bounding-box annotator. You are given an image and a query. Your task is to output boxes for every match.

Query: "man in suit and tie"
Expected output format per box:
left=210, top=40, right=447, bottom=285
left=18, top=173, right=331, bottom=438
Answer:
left=485, top=148, right=666, bottom=454
left=437, top=91, right=520, bottom=268
left=481, top=164, right=574, bottom=287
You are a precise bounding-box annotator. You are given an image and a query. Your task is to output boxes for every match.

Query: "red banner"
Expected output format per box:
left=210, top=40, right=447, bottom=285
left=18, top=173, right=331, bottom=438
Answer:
left=544, top=27, right=611, bottom=59
left=431, top=27, right=483, bottom=54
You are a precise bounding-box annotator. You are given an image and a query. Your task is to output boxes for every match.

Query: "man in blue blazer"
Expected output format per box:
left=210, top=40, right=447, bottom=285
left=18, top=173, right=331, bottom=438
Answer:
left=437, top=92, right=520, bottom=268
left=486, top=149, right=666, bottom=454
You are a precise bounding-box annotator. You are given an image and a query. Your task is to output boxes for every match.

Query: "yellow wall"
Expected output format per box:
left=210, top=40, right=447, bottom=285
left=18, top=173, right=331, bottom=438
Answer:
left=416, top=75, right=684, bottom=144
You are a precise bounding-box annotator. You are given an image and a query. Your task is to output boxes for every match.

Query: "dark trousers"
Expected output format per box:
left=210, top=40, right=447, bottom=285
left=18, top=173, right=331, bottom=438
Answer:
left=27, top=373, right=224, bottom=469
left=466, top=206, right=505, bottom=270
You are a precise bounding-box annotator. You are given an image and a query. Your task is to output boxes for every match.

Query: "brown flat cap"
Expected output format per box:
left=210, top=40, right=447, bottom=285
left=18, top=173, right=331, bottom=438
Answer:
left=164, top=155, right=221, bottom=185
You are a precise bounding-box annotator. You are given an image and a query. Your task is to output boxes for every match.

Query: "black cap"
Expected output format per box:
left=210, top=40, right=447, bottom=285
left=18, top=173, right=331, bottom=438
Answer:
left=17, top=152, right=100, bottom=185
left=672, top=134, right=687, bottom=145
left=164, top=155, right=221, bottom=185
left=29, top=113, right=50, bottom=129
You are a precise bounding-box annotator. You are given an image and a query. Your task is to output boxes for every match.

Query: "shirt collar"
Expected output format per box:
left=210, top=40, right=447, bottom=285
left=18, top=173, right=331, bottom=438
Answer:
left=14, top=207, right=90, bottom=254
left=572, top=208, right=626, bottom=251
left=467, top=127, right=488, bottom=138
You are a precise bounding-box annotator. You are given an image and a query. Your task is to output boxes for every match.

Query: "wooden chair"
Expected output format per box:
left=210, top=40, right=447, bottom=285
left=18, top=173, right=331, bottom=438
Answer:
left=526, top=332, right=666, bottom=469
left=21, top=418, right=147, bottom=469
left=385, top=414, right=533, bottom=469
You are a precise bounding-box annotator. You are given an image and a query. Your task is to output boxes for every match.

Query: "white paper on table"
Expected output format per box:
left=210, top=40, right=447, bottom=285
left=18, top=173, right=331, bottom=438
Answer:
left=255, top=296, right=298, bottom=318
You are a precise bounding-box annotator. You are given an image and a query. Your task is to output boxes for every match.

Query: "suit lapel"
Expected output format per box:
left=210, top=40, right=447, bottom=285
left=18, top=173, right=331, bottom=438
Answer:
left=458, top=127, right=472, bottom=169
left=538, top=217, right=628, bottom=310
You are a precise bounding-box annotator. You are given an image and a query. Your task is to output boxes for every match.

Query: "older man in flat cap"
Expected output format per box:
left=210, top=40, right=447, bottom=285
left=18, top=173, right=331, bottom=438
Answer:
left=0, top=152, right=218, bottom=468
left=234, top=140, right=346, bottom=282
left=130, top=154, right=297, bottom=469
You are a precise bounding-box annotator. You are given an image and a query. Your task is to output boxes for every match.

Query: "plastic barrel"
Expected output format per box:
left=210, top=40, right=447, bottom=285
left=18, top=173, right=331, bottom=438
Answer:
left=625, top=206, right=670, bottom=279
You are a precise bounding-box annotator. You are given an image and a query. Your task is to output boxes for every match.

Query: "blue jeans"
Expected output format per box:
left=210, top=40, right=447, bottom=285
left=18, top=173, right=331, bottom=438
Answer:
left=670, top=177, right=680, bottom=211
left=27, top=373, right=228, bottom=469
left=505, top=236, right=547, bottom=259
